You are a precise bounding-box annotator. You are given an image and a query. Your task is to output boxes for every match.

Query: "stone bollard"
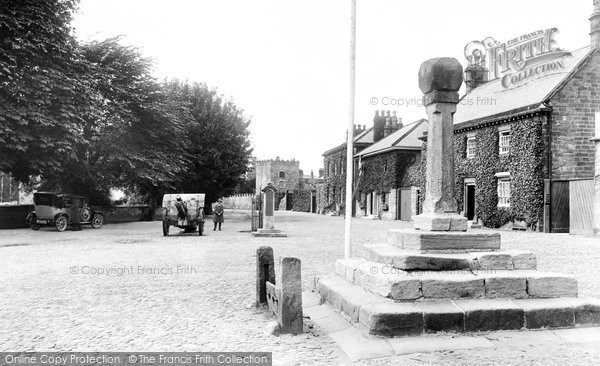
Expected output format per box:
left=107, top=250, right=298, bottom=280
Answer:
left=255, top=246, right=303, bottom=335
left=413, top=57, right=468, bottom=232
left=255, top=246, right=275, bottom=306
left=276, top=257, right=303, bottom=335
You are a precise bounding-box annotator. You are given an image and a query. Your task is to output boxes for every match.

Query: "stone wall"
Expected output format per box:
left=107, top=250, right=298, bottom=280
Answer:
left=550, top=51, right=600, bottom=180
left=0, top=205, right=161, bottom=229
left=222, top=194, right=253, bottom=210
left=0, top=204, right=33, bottom=229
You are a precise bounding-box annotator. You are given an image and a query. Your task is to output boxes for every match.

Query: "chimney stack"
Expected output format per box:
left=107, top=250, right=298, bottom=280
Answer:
left=391, top=111, right=402, bottom=132
left=464, top=64, right=489, bottom=94
left=592, top=0, right=600, bottom=50
left=383, top=111, right=393, bottom=137
left=373, top=110, right=385, bottom=142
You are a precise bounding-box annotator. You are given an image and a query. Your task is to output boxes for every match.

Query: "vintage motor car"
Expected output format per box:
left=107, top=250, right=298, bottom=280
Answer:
left=26, top=192, right=104, bottom=232
left=162, top=193, right=205, bottom=236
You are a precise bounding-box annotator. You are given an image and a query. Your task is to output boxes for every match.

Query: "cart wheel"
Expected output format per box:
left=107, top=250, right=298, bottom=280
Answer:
left=198, top=222, right=203, bottom=236
left=55, top=215, right=68, bottom=232
left=29, top=214, right=40, bottom=231
left=91, top=213, right=104, bottom=229
left=162, top=221, right=169, bottom=236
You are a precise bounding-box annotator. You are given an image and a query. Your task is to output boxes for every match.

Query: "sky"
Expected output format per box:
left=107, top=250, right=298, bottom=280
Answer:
left=72, top=0, right=593, bottom=175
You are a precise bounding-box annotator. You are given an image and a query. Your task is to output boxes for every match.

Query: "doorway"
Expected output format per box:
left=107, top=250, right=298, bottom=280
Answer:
left=551, top=181, right=569, bottom=233
left=464, top=178, right=476, bottom=220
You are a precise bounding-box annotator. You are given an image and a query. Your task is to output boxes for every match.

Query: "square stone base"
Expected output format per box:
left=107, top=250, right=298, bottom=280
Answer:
left=252, top=229, right=287, bottom=238
left=413, top=212, right=468, bottom=231
left=387, top=229, right=501, bottom=253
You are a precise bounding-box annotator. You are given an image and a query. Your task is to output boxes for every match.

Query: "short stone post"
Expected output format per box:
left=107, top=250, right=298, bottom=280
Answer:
left=256, top=246, right=276, bottom=306
left=276, top=257, right=303, bottom=334
left=413, top=58, right=468, bottom=232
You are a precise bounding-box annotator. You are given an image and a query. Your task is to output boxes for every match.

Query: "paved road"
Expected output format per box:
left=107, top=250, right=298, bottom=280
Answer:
left=1, top=211, right=599, bottom=365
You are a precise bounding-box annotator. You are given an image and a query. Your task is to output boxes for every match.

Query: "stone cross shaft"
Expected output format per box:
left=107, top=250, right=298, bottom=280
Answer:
left=414, top=57, right=468, bottom=231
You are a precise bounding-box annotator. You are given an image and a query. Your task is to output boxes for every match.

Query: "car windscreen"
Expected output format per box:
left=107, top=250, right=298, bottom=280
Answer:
left=33, top=194, right=56, bottom=206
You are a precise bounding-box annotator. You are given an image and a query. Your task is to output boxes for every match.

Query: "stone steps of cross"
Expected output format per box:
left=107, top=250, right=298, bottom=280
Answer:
left=364, top=243, right=537, bottom=271
left=315, top=275, right=600, bottom=337
left=335, top=258, right=577, bottom=301
left=387, top=229, right=501, bottom=253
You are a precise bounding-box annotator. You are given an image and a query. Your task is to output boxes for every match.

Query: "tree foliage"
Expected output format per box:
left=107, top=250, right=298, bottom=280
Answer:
left=0, top=0, right=89, bottom=182
left=0, top=2, right=253, bottom=208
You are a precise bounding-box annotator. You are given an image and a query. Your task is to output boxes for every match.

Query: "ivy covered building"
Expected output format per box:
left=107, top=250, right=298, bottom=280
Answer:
left=354, top=119, right=428, bottom=220
left=320, top=110, right=403, bottom=214
left=451, top=17, right=600, bottom=233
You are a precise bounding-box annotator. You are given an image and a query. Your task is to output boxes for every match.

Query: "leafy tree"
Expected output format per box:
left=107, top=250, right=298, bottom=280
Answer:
left=0, top=0, right=90, bottom=182
left=1, top=3, right=253, bottom=211
left=172, top=81, right=253, bottom=206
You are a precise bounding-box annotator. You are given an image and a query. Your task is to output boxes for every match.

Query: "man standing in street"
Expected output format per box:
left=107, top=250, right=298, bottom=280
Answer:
left=213, top=198, right=224, bottom=231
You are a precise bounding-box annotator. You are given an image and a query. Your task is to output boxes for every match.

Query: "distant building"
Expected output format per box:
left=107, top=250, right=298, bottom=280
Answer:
left=321, top=110, right=402, bottom=214
left=354, top=119, right=428, bottom=221
left=254, top=157, right=300, bottom=210
left=0, top=172, right=31, bottom=204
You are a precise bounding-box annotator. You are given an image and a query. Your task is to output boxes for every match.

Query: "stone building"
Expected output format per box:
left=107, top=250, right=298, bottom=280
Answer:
left=354, top=119, right=428, bottom=221
left=321, top=110, right=401, bottom=214
left=448, top=4, right=600, bottom=233
left=254, top=157, right=300, bottom=210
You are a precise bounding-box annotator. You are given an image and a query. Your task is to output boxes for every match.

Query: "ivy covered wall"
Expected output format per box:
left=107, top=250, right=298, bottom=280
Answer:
left=451, top=115, right=546, bottom=229
left=358, top=150, right=422, bottom=195
left=292, top=190, right=311, bottom=212
left=323, top=149, right=346, bottom=212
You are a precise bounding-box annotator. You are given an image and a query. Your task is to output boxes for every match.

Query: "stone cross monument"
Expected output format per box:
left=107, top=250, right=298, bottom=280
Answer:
left=413, top=58, right=468, bottom=231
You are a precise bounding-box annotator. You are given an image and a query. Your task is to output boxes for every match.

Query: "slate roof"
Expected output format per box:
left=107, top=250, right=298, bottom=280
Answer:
left=356, top=119, right=428, bottom=158
left=455, top=46, right=594, bottom=126
left=323, top=127, right=374, bottom=156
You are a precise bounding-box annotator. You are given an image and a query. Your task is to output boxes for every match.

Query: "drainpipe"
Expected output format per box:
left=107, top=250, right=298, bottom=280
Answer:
left=544, top=111, right=552, bottom=233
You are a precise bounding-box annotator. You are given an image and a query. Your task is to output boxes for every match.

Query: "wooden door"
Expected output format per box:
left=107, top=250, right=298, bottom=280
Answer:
left=570, top=180, right=594, bottom=235
left=399, top=188, right=411, bottom=221
left=551, top=181, right=569, bottom=233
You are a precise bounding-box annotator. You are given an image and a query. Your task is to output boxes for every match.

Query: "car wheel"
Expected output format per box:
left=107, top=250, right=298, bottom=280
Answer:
left=29, top=214, right=40, bottom=231
left=55, top=215, right=68, bottom=232
left=162, top=221, right=169, bottom=236
left=80, top=207, right=91, bottom=222
left=91, top=213, right=104, bottom=229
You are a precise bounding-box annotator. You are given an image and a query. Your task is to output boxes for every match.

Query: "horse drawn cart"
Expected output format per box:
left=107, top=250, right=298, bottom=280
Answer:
left=162, top=193, right=205, bottom=236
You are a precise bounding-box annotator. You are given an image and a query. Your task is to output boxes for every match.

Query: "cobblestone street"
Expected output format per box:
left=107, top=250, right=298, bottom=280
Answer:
left=1, top=211, right=600, bottom=365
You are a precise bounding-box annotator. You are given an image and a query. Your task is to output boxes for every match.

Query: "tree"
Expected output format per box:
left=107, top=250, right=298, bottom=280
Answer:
left=0, top=0, right=90, bottom=182
left=172, top=81, right=253, bottom=205
left=1, top=3, right=253, bottom=210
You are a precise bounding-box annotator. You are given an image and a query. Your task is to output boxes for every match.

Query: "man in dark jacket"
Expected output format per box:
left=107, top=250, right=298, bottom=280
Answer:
left=213, top=199, right=224, bottom=231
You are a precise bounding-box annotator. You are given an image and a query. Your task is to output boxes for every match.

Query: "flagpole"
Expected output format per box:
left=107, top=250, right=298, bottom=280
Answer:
left=344, top=0, right=356, bottom=259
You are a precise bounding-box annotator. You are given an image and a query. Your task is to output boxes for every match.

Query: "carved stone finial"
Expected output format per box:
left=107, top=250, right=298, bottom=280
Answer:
left=418, top=58, right=464, bottom=94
